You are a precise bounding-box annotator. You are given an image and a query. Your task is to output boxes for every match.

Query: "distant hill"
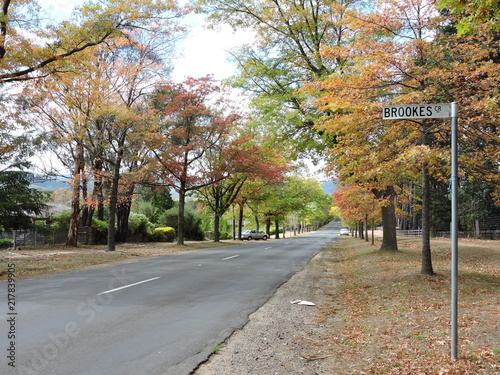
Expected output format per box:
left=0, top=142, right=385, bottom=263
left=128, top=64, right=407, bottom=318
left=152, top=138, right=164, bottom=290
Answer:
left=321, top=180, right=337, bottom=195
left=32, top=175, right=337, bottom=195
left=32, top=176, right=70, bottom=191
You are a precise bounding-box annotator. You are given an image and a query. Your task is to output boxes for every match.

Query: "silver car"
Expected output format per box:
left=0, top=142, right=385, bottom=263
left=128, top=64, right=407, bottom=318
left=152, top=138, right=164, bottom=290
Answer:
left=241, top=229, right=269, bottom=241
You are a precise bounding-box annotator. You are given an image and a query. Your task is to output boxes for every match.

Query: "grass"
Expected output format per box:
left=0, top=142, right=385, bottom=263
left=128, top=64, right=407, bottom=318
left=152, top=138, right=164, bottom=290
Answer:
left=212, top=342, right=224, bottom=354
left=0, top=240, right=244, bottom=280
left=310, top=235, right=499, bottom=374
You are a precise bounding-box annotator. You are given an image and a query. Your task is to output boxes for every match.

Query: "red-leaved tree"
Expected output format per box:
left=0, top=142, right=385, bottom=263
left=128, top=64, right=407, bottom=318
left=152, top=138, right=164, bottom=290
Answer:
left=146, top=76, right=240, bottom=244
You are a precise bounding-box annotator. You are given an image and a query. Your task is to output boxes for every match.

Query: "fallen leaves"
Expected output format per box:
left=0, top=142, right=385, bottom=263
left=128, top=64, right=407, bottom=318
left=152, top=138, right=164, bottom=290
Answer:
left=306, top=236, right=499, bottom=374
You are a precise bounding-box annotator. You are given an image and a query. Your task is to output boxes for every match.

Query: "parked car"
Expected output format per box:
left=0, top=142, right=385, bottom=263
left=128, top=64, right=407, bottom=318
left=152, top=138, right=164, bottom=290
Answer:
left=340, top=228, right=350, bottom=236
left=241, top=229, right=269, bottom=241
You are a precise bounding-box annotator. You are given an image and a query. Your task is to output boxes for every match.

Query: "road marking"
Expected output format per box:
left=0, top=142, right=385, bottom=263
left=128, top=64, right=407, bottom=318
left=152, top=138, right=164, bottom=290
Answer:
left=97, top=277, right=161, bottom=295
left=265, top=247, right=272, bottom=250
left=221, top=255, right=239, bottom=261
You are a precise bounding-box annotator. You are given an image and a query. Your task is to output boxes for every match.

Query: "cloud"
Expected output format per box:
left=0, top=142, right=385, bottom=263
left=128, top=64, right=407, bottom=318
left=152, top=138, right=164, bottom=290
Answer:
left=172, top=16, right=254, bottom=81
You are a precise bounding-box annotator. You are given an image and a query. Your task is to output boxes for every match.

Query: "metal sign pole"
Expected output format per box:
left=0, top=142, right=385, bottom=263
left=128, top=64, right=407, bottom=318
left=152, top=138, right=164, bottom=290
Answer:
left=450, top=102, right=459, bottom=360
left=383, top=102, right=460, bottom=360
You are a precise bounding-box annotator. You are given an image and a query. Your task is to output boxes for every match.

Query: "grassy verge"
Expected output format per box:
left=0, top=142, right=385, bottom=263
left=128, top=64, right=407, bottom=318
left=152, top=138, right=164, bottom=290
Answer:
left=0, top=241, right=242, bottom=280
left=314, top=236, right=499, bottom=374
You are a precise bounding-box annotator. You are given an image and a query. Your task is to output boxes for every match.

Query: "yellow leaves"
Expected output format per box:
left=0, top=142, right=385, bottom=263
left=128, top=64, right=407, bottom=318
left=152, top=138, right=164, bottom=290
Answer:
left=1, top=0, right=189, bottom=83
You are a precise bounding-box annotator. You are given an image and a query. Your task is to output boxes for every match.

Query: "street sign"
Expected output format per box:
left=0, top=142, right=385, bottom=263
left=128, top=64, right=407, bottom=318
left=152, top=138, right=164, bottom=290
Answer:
left=382, top=101, right=460, bottom=360
left=382, top=103, right=452, bottom=119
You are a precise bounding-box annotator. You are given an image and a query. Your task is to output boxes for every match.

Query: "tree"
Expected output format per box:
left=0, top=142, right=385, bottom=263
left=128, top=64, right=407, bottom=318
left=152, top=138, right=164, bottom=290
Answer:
left=0, top=0, right=189, bottom=84
left=147, top=76, right=241, bottom=245
left=0, top=169, right=47, bottom=230
left=17, top=13, right=184, bottom=248
left=313, top=0, right=500, bottom=273
left=253, top=176, right=326, bottom=238
left=196, top=135, right=289, bottom=242
left=438, top=0, right=500, bottom=34
left=297, top=178, right=334, bottom=228
left=333, top=183, right=379, bottom=233
left=19, top=54, right=98, bottom=246
left=198, top=0, right=364, bottom=157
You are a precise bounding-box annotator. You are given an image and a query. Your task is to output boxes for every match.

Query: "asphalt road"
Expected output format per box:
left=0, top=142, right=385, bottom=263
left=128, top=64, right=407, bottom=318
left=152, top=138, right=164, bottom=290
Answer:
left=1, top=222, right=341, bottom=375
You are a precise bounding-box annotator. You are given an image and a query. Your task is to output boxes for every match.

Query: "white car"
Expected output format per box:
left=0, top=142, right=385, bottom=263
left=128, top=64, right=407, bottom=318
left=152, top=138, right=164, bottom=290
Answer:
left=340, top=228, right=350, bottom=236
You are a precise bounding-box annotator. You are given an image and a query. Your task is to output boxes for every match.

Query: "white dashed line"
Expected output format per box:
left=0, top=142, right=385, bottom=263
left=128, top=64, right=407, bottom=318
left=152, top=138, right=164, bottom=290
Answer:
left=221, top=255, right=240, bottom=261
left=97, top=277, right=161, bottom=295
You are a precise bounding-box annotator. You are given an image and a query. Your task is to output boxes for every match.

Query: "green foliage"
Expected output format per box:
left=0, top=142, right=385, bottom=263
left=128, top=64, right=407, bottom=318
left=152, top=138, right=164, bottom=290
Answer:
left=134, top=186, right=174, bottom=224
left=152, top=189, right=175, bottom=213
left=128, top=212, right=153, bottom=238
left=160, top=208, right=205, bottom=241
left=149, top=230, right=167, bottom=242
left=0, top=239, right=13, bottom=249
left=0, top=170, right=48, bottom=230
left=459, top=180, right=500, bottom=232
left=34, top=221, right=52, bottom=235
left=438, top=0, right=500, bottom=34
left=50, top=210, right=72, bottom=229
left=151, top=227, right=176, bottom=242
left=91, top=218, right=108, bottom=244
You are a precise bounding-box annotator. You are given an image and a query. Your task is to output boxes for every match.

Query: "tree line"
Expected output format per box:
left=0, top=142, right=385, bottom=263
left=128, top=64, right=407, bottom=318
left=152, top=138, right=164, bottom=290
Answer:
left=0, top=0, right=332, bottom=249
left=2, top=1, right=499, bottom=274
left=197, top=0, right=500, bottom=275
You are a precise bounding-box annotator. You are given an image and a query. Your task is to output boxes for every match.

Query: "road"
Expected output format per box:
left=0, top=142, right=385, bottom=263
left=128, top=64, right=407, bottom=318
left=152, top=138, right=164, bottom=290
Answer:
left=1, top=222, right=340, bottom=375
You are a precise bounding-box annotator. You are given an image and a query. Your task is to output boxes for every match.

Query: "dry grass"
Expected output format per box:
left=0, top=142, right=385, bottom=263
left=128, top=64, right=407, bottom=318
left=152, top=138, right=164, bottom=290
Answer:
left=0, top=240, right=244, bottom=280
left=309, top=236, right=499, bottom=374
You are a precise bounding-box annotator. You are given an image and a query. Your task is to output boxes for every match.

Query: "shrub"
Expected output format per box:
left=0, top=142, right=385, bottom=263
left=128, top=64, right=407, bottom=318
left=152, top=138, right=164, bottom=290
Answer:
left=128, top=213, right=153, bottom=239
left=160, top=208, right=205, bottom=241
left=149, top=230, right=167, bottom=242
left=150, top=227, right=176, bottom=242
left=91, top=218, right=108, bottom=244
left=0, top=239, right=13, bottom=249
left=50, top=210, right=72, bottom=229
left=219, top=231, right=232, bottom=240
left=34, top=222, right=52, bottom=235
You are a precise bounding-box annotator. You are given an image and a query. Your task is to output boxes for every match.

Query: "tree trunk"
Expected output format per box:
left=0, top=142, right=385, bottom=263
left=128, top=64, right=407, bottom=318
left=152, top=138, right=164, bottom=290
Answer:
left=365, top=213, right=369, bottom=242
left=214, top=212, right=221, bottom=242
left=213, top=187, right=222, bottom=242
left=116, top=202, right=131, bottom=243
left=177, top=183, right=186, bottom=245
left=116, top=184, right=135, bottom=243
left=274, top=219, right=280, bottom=239
left=232, top=206, right=236, bottom=240
left=81, top=174, right=89, bottom=227
left=107, top=148, right=123, bottom=251
left=107, top=173, right=119, bottom=251
left=421, top=165, right=434, bottom=275
left=238, top=203, right=244, bottom=240
left=380, top=203, right=398, bottom=251
left=94, top=159, right=105, bottom=221
left=265, top=217, right=271, bottom=236
left=67, top=141, right=84, bottom=247
left=373, top=186, right=399, bottom=251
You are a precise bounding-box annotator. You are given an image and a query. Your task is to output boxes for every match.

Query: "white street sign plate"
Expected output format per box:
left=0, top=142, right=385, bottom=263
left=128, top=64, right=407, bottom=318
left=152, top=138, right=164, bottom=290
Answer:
left=383, top=103, right=452, bottom=119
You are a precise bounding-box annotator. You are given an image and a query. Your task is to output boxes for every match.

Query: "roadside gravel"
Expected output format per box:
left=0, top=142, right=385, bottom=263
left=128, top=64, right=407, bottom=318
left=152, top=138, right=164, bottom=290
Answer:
left=193, top=250, right=336, bottom=375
